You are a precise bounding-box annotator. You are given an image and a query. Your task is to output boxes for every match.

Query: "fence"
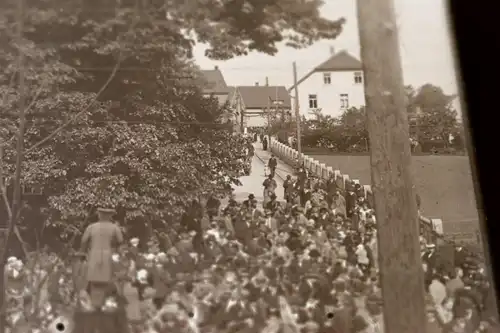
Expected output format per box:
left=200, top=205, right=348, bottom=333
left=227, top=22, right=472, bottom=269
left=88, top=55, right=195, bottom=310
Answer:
left=269, top=137, right=446, bottom=245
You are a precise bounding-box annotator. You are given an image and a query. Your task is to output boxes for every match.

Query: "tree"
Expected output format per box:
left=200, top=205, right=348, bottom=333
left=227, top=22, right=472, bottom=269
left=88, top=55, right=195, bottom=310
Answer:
left=0, top=0, right=345, bottom=247
left=336, top=107, right=369, bottom=152
left=410, top=84, right=459, bottom=148
left=0, top=1, right=346, bottom=330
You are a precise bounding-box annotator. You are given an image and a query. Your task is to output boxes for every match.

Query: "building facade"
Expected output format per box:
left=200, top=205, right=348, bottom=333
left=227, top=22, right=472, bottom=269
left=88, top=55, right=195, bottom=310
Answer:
left=200, top=66, right=231, bottom=106
left=200, top=66, right=242, bottom=131
left=228, top=84, right=292, bottom=130
left=289, top=50, right=366, bottom=119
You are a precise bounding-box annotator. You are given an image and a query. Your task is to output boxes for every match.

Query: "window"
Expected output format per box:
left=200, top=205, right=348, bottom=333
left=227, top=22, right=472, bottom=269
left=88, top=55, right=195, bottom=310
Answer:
left=354, top=72, right=363, bottom=84
left=340, top=94, right=349, bottom=109
left=308, top=94, right=318, bottom=109
left=323, top=73, right=331, bottom=84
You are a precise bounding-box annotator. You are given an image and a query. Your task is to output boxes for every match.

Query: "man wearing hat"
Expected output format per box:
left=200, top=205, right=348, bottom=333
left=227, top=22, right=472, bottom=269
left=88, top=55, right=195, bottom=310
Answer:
left=80, top=206, right=123, bottom=309
left=243, top=194, right=256, bottom=209
left=268, top=154, right=278, bottom=178
left=265, top=192, right=279, bottom=212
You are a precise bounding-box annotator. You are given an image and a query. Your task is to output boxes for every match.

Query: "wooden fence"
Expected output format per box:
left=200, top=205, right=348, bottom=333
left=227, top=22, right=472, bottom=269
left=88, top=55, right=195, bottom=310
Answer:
left=269, top=137, right=451, bottom=246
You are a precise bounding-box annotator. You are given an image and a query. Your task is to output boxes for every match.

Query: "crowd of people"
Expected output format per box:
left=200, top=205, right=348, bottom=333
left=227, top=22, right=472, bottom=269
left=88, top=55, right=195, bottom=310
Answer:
left=4, top=139, right=498, bottom=333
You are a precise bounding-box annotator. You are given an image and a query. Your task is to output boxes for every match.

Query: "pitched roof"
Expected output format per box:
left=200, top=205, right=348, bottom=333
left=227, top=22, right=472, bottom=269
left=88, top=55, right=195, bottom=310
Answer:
left=288, top=50, right=363, bottom=91
left=315, top=51, right=362, bottom=71
left=200, top=68, right=230, bottom=94
left=237, top=86, right=292, bottom=109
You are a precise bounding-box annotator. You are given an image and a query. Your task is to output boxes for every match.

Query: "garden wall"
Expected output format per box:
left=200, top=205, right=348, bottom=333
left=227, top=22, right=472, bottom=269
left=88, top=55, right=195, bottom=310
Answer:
left=269, top=137, right=444, bottom=245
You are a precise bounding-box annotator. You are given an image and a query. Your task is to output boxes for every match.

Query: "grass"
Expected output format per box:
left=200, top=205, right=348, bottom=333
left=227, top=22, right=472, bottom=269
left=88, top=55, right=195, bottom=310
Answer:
left=310, top=154, right=480, bottom=235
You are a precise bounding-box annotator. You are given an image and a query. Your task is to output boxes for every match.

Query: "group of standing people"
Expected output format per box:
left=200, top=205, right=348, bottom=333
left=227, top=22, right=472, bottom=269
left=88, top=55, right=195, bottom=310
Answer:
left=52, top=139, right=496, bottom=333
left=250, top=131, right=269, bottom=151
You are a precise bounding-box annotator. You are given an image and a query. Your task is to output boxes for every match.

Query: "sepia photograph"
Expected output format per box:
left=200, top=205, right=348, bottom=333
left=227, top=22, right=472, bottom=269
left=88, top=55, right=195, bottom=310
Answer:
left=0, top=0, right=495, bottom=332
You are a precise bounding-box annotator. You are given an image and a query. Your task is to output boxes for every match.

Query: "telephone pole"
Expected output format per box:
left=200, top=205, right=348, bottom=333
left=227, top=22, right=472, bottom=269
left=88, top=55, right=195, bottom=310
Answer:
left=356, top=0, right=427, bottom=332
left=292, top=62, right=302, bottom=157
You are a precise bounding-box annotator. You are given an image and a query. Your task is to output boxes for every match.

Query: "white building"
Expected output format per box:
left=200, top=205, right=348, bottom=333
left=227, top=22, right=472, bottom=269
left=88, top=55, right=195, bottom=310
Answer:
left=288, top=49, right=365, bottom=119
left=229, top=84, right=291, bottom=129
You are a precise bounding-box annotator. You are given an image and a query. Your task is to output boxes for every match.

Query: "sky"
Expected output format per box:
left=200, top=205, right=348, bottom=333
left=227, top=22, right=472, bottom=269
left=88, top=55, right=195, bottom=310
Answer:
left=193, top=0, right=460, bottom=96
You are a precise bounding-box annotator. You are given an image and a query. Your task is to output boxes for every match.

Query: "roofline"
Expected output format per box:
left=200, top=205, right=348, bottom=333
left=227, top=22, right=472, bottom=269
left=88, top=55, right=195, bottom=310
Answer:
left=315, top=68, right=363, bottom=72
left=288, top=69, right=315, bottom=92
left=203, top=91, right=230, bottom=95
left=288, top=50, right=363, bottom=91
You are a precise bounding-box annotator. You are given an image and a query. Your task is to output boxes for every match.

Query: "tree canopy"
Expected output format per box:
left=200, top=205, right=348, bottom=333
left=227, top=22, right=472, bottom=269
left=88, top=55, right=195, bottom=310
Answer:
left=406, top=84, right=462, bottom=151
left=0, top=0, right=345, bottom=248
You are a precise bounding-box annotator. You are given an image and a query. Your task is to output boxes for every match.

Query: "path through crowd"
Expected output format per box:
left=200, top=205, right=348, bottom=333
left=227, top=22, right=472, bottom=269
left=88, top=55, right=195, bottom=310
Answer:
left=229, top=143, right=285, bottom=203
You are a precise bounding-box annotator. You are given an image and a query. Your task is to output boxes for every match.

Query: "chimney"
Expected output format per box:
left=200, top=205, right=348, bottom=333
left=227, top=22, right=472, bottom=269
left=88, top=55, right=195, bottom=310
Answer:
left=329, top=46, right=335, bottom=55
left=265, top=77, right=269, bottom=86
left=214, top=65, right=219, bottom=70
left=255, top=82, right=259, bottom=86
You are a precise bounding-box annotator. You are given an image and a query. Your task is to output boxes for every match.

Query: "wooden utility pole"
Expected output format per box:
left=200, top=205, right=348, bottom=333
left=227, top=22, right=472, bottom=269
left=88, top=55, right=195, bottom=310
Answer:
left=292, top=62, right=302, bottom=157
left=356, top=0, right=427, bottom=333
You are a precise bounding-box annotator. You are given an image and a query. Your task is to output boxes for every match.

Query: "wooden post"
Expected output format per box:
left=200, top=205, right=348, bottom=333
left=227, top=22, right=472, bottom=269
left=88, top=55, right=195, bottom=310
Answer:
left=356, top=0, right=427, bottom=332
left=292, top=62, right=302, bottom=157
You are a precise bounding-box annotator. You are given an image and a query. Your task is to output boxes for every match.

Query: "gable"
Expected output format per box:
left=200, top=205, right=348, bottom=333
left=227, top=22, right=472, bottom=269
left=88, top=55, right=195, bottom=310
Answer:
left=315, top=51, right=362, bottom=71
left=200, top=69, right=230, bottom=94
left=288, top=50, right=362, bottom=91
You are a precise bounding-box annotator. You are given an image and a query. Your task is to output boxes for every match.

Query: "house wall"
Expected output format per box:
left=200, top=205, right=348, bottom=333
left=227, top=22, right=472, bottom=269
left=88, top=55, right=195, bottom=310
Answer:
left=244, top=109, right=268, bottom=128
left=295, top=70, right=366, bottom=119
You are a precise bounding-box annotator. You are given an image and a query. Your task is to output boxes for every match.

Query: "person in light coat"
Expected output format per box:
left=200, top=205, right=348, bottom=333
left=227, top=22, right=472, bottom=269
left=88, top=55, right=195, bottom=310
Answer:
left=80, top=207, right=124, bottom=309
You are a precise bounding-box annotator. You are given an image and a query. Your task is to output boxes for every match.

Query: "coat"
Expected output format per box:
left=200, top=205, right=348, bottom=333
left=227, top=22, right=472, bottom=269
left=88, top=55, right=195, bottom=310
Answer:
left=331, top=195, right=346, bottom=216
left=80, top=221, right=123, bottom=283
left=345, top=191, right=358, bottom=216
left=268, top=157, right=278, bottom=169
left=233, top=217, right=252, bottom=245
left=263, top=189, right=274, bottom=208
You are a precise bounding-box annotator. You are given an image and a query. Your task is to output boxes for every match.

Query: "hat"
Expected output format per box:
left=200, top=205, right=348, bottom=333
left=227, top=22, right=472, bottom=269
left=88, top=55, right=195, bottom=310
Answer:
left=309, top=249, right=321, bottom=259
left=248, top=194, right=255, bottom=200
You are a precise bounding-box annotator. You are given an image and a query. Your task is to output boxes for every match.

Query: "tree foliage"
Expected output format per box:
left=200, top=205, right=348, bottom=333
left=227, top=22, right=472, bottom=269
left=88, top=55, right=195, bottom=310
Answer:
left=406, top=84, right=462, bottom=150
left=295, top=84, right=463, bottom=153
left=300, top=108, right=368, bottom=152
left=0, top=0, right=344, bottom=248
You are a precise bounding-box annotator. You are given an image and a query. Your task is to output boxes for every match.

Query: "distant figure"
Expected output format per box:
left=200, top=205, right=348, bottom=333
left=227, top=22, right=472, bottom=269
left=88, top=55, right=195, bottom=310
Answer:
left=262, top=136, right=268, bottom=151
left=268, top=154, right=277, bottom=178
left=263, top=174, right=277, bottom=209
left=80, top=207, right=124, bottom=309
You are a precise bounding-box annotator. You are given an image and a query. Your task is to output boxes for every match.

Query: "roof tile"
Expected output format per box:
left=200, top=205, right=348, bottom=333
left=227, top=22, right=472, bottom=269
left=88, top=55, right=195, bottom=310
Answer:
left=237, top=86, right=292, bottom=109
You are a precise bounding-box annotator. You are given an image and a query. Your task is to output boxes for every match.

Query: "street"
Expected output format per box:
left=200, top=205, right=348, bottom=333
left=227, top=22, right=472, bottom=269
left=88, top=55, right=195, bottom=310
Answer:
left=231, top=152, right=284, bottom=203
